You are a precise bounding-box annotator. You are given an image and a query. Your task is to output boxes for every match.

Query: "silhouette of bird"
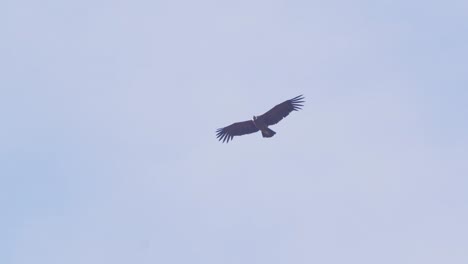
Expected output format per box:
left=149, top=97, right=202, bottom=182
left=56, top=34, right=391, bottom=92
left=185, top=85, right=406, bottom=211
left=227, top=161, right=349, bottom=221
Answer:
left=216, top=95, right=305, bottom=143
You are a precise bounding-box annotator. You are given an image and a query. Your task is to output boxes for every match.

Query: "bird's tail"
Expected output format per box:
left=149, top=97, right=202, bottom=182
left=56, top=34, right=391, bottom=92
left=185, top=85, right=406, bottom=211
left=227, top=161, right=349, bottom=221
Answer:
left=261, top=128, right=276, bottom=138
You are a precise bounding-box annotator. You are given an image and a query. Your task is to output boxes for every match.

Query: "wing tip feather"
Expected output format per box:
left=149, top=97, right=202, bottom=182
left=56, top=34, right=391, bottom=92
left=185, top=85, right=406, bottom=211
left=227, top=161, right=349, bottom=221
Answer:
left=290, top=95, right=305, bottom=111
left=216, top=128, right=233, bottom=143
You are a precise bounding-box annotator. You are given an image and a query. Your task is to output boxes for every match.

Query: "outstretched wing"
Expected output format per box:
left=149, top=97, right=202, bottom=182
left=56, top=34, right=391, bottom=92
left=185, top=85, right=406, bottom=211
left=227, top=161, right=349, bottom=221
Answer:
left=216, top=120, right=259, bottom=143
left=259, top=95, right=305, bottom=126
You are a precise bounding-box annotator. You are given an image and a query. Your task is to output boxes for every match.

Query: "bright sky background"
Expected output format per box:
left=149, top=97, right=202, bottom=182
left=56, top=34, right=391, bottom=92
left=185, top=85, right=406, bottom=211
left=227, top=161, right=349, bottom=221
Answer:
left=2, top=0, right=468, bottom=263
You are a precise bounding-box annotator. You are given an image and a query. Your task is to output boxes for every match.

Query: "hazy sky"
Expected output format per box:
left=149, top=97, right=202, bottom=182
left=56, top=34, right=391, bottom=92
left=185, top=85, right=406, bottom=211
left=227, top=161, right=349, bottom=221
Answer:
left=2, top=0, right=468, bottom=263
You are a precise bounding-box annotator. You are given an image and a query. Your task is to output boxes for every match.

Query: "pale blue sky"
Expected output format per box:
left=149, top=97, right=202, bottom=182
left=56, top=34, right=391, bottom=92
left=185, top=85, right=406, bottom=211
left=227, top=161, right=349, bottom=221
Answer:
left=1, top=0, right=468, bottom=263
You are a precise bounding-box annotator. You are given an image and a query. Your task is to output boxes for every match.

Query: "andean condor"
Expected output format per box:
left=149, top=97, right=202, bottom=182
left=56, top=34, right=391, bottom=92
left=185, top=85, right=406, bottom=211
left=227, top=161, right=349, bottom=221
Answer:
left=216, top=95, right=305, bottom=143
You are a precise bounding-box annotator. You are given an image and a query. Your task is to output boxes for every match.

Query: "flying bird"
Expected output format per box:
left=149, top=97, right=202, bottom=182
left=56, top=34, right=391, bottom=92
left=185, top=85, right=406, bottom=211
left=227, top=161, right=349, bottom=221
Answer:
left=216, top=95, right=305, bottom=143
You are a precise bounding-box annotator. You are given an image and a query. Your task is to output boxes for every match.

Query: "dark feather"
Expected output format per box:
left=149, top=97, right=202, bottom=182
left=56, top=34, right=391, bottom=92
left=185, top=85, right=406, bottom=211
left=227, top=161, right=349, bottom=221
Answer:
left=259, top=95, right=305, bottom=126
left=216, top=120, right=259, bottom=143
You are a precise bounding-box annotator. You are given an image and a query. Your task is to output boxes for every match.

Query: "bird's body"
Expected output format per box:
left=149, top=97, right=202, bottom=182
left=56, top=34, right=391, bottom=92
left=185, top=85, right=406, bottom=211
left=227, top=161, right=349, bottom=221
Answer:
left=253, top=116, right=276, bottom=138
left=216, top=95, right=304, bottom=143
